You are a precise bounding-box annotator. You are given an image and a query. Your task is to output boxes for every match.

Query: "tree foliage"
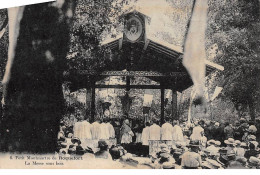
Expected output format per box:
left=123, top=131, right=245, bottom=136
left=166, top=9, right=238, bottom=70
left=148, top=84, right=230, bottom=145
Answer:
left=67, top=0, right=132, bottom=71
left=207, top=0, right=260, bottom=120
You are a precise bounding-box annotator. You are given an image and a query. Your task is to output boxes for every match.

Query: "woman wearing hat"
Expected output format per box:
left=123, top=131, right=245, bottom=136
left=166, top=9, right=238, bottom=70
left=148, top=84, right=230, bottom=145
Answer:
left=224, top=138, right=236, bottom=156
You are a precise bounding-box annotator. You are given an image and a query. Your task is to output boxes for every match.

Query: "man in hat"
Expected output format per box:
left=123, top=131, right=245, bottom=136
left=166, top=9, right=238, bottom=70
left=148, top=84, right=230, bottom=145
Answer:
left=181, top=141, right=202, bottom=169
left=161, top=117, right=173, bottom=141
left=218, top=148, right=228, bottom=167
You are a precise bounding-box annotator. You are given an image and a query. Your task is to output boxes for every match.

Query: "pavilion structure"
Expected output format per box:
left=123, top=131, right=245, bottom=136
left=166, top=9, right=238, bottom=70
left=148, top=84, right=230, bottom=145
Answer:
left=64, top=10, right=220, bottom=124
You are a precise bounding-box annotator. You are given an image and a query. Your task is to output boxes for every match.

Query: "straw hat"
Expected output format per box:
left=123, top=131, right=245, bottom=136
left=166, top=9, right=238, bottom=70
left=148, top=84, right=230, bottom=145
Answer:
left=248, top=135, right=256, bottom=141
left=248, top=125, right=257, bottom=133
left=224, top=138, right=235, bottom=145
left=240, top=142, right=247, bottom=147
left=249, top=156, right=260, bottom=166
left=207, top=140, right=216, bottom=146
left=235, top=140, right=241, bottom=146
left=215, top=141, right=221, bottom=146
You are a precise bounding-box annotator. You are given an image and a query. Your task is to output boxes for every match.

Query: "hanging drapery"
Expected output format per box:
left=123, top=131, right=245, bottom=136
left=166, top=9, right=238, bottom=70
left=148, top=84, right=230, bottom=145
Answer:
left=183, top=0, right=208, bottom=104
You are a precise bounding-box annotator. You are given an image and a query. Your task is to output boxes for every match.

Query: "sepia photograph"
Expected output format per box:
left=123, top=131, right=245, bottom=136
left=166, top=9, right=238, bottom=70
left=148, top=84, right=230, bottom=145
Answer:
left=0, top=0, right=259, bottom=170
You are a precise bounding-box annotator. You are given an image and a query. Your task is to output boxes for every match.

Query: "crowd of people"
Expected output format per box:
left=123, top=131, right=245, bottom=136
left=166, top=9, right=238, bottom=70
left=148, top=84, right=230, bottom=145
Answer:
left=56, top=116, right=260, bottom=169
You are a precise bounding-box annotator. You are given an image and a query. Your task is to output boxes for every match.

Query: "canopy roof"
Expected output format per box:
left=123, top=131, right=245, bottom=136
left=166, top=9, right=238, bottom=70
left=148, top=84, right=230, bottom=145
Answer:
left=64, top=10, right=223, bottom=92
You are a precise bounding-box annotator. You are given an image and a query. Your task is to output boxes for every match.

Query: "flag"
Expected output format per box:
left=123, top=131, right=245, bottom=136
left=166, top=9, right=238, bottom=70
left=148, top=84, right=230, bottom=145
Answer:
left=183, top=0, right=208, bottom=99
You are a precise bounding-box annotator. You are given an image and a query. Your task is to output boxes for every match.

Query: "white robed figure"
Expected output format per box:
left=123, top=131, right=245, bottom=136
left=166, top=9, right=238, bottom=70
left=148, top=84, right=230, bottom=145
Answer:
left=106, top=122, right=115, bottom=139
left=141, top=124, right=150, bottom=146
left=100, top=122, right=110, bottom=139
left=91, top=120, right=102, bottom=140
left=190, top=122, right=204, bottom=141
left=82, top=120, right=92, bottom=139
left=73, top=121, right=83, bottom=140
left=161, top=120, right=173, bottom=140
left=149, top=121, right=161, bottom=140
left=172, top=121, right=184, bottom=142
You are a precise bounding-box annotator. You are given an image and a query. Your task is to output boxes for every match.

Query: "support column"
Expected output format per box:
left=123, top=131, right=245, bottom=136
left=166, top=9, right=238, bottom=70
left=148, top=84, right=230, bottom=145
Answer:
left=161, top=88, right=165, bottom=125
left=91, top=81, right=95, bottom=123
left=125, top=76, right=130, bottom=118
left=172, top=90, right=178, bottom=120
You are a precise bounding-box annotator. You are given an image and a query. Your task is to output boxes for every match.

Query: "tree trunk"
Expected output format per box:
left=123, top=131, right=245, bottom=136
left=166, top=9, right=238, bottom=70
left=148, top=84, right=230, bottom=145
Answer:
left=0, top=1, right=75, bottom=153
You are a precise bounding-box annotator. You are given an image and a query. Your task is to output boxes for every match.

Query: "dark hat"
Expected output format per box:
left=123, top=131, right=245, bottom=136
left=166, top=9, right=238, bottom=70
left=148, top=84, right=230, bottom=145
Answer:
left=188, top=140, right=200, bottom=148
left=98, top=140, right=108, bottom=150
left=68, top=148, right=76, bottom=154
left=61, top=142, right=67, bottom=148
left=71, top=137, right=81, bottom=145
left=219, top=148, right=228, bottom=154
left=76, top=146, right=85, bottom=155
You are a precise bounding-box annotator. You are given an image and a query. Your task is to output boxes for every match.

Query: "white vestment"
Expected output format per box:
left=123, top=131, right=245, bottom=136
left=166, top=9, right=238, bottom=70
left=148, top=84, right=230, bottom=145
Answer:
left=73, top=121, right=83, bottom=139
left=161, top=122, right=173, bottom=140
left=106, top=123, right=115, bottom=139
left=141, top=126, right=150, bottom=145
left=190, top=126, right=204, bottom=141
left=100, top=123, right=110, bottom=139
left=91, top=122, right=101, bottom=140
left=149, top=124, right=161, bottom=140
left=82, top=121, right=92, bottom=139
left=172, top=125, right=184, bottom=142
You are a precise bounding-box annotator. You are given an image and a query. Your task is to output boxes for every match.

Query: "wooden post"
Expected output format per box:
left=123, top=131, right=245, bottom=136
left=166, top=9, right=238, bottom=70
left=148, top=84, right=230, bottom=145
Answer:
left=172, top=90, right=178, bottom=120
left=125, top=76, right=130, bottom=118
left=91, top=81, right=95, bottom=123
left=161, top=88, right=165, bottom=125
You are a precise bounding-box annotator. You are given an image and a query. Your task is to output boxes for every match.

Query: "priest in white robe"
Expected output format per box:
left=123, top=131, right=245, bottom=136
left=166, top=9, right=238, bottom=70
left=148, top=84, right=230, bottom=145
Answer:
left=106, top=121, right=115, bottom=139
left=172, top=120, right=184, bottom=142
left=149, top=120, right=161, bottom=140
left=141, top=122, right=150, bottom=146
left=91, top=119, right=102, bottom=140
left=82, top=119, right=92, bottom=139
left=100, top=121, right=110, bottom=140
left=161, top=118, right=173, bottom=140
left=73, top=120, right=83, bottom=140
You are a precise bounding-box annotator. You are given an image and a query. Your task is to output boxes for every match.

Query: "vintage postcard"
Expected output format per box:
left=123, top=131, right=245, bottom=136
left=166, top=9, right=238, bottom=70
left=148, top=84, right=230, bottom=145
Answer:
left=0, top=0, right=259, bottom=169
